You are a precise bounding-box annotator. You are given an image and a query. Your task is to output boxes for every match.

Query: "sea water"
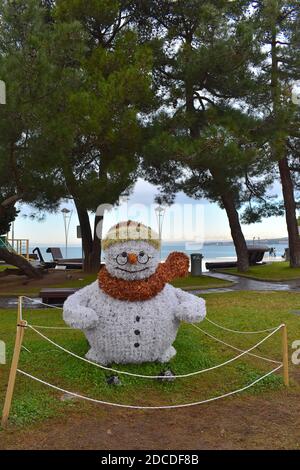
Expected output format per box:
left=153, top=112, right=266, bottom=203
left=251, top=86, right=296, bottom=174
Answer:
left=30, top=241, right=287, bottom=272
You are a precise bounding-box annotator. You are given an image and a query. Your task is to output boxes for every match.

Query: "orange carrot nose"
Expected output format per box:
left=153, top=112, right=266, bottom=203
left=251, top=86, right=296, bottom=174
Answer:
left=128, top=253, right=138, bottom=264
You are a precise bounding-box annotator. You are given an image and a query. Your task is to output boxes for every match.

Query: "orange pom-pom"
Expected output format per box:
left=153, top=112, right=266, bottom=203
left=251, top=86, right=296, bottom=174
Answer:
left=165, top=252, right=189, bottom=279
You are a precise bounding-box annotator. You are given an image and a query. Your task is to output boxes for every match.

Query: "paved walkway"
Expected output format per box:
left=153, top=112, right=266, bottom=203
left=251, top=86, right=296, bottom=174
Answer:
left=1, top=273, right=300, bottom=309
left=190, top=272, right=300, bottom=294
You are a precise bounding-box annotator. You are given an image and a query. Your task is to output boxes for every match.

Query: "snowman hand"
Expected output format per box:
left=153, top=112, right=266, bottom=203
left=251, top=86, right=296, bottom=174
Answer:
left=63, top=304, right=98, bottom=330
left=175, top=289, right=206, bottom=323
left=63, top=283, right=99, bottom=330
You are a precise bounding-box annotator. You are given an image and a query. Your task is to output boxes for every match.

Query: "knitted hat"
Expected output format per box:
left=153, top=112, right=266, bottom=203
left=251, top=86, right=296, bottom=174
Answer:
left=102, top=220, right=160, bottom=250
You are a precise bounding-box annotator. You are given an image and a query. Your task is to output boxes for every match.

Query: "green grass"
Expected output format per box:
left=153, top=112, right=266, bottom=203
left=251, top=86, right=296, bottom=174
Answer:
left=56, top=273, right=233, bottom=290
left=218, top=261, right=300, bottom=281
left=1, top=291, right=299, bottom=428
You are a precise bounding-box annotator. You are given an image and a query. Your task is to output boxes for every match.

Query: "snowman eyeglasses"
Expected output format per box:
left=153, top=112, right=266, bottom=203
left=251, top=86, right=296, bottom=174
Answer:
left=115, top=251, right=153, bottom=265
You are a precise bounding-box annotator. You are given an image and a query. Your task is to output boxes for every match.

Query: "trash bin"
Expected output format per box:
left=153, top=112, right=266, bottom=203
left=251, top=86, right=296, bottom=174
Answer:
left=284, top=248, right=290, bottom=262
left=190, top=253, right=203, bottom=276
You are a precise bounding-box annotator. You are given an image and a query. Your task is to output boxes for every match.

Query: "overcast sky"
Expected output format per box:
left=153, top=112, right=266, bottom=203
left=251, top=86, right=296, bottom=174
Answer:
left=11, top=178, right=289, bottom=246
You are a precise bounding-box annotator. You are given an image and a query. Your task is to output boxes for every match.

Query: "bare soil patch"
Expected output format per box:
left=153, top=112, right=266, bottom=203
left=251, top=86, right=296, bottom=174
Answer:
left=0, top=270, right=80, bottom=296
left=1, top=388, right=299, bottom=450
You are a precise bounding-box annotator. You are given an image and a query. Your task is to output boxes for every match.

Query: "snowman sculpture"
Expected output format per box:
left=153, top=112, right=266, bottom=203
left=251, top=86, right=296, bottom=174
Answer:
left=63, top=221, right=206, bottom=365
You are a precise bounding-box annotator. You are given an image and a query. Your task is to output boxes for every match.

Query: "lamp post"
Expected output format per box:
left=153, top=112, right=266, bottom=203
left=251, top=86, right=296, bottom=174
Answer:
left=61, top=208, right=73, bottom=258
left=1, top=80, right=9, bottom=246
left=155, top=204, right=166, bottom=261
left=119, top=190, right=130, bottom=205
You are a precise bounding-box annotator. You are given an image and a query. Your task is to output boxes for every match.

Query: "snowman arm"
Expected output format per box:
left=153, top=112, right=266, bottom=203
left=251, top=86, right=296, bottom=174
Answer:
left=174, top=288, right=206, bottom=323
left=63, top=282, right=99, bottom=329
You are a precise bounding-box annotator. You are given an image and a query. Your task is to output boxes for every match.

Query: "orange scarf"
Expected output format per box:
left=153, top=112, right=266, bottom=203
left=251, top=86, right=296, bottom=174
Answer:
left=98, top=252, right=189, bottom=301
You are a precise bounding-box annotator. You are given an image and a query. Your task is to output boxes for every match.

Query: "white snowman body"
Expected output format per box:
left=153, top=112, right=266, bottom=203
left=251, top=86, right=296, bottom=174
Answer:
left=63, top=280, right=206, bottom=364
left=63, top=235, right=206, bottom=365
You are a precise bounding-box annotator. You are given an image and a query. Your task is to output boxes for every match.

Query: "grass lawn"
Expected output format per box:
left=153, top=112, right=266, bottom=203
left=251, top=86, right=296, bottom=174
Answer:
left=0, top=291, right=299, bottom=428
left=56, top=273, right=234, bottom=290
left=218, top=261, right=300, bottom=281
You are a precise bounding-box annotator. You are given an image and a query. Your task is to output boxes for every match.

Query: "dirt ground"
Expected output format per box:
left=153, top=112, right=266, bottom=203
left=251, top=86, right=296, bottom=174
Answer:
left=0, top=270, right=81, bottom=295
left=1, top=388, right=300, bottom=450
left=1, top=270, right=299, bottom=450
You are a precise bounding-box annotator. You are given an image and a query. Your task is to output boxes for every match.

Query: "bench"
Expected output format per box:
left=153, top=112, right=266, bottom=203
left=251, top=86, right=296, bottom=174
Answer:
left=39, top=288, right=78, bottom=305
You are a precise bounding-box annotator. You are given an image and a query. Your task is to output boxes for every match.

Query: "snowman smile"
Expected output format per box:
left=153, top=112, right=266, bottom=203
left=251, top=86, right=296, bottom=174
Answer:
left=116, top=267, right=149, bottom=273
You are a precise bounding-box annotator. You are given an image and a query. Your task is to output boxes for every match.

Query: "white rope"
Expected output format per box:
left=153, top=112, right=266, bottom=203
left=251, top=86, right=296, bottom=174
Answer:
left=192, top=324, right=282, bottom=365
left=25, top=319, right=282, bottom=334
left=17, top=365, right=283, bottom=410
left=19, top=296, right=23, bottom=321
left=28, top=323, right=282, bottom=365
left=205, top=317, right=280, bottom=334
left=27, top=323, right=283, bottom=379
left=22, top=296, right=63, bottom=310
left=22, top=296, right=280, bottom=335
left=29, top=325, right=73, bottom=330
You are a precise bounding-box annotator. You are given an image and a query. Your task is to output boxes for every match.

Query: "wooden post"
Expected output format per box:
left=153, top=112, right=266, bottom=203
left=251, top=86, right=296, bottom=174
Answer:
left=17, top=296, right=22, bottom=323
left=1, top=298, right=26, bottom=427
left=282, top=323, right=289, bottom=387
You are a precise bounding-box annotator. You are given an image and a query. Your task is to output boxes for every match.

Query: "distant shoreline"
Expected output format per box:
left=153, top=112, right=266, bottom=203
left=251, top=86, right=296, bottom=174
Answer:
left=29, top=238, right=288, bottom=247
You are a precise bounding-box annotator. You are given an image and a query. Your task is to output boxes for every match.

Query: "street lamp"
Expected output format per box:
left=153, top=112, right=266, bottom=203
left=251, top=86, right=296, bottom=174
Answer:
left=119, top=190, right=130, bottom=205
left=61, top=208, right=73, bottom=258
left=155, top=204, right=166, bottom=261
left=1, top=80, right=9, bottom=246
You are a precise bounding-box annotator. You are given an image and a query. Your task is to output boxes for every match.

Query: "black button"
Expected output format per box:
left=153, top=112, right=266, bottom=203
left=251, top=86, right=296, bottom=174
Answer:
left=134, top=330, right=140, bottom=335
left=134, top=342, right=140, bottom=348
left=135, top=316, right=140, bottom=322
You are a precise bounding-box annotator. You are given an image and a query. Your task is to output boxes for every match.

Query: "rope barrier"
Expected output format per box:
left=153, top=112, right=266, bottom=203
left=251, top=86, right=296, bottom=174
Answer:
left=27, top=322, right=282, bottom=365
left=29, top=325, right=73, bottom=330
left=205, top=317, right=279, bottom=334
left=27, top=323, right=283, bottom=379
left=16, top=364, right=283, bottom=410
left=22, top=295, right=281, bottom=335
left=22, top=296, right=63, bottom=310
left=1, top=296, right=288, bottom=427
left=191, top=324, right=282, bottom=365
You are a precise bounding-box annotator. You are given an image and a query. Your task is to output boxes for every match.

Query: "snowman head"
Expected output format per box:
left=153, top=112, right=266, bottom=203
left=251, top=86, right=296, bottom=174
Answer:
left=102, top=221, right=160, bottom=281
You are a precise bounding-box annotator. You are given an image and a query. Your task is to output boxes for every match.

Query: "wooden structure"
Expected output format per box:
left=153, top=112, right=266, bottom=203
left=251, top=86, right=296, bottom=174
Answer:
left=8, top=239, right=30, bottom=260
left=206, top=245, right=270, bottom=271
left=39, top=287, right=78, bottom=305
left=46, top=247, right=83, bottom=269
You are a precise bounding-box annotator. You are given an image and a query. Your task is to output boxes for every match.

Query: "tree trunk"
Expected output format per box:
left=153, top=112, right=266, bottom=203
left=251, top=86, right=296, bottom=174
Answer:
left=74, top=203, right=102, bottom=273
left=83, top=214, right=102, bottom=273
left=278, top=156, right=300, bottom=267
left=183, top=36, right=249, bottom=272
left=270, top=21, right=300, bottom=267
left=220, top=192, right=249, bottom=272
left=0, top=248, right=42, bottom=279
left=64, top=162, right=102, bottom=273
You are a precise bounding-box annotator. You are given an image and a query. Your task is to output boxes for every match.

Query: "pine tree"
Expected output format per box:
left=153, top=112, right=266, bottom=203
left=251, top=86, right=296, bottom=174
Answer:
left=248, top=0, right=300, bottom=267
left=42, top=0, right=154, bottom=272
left=136, top=0, right=273, bottom=272
left=0, top=0, right=77, bottom=277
